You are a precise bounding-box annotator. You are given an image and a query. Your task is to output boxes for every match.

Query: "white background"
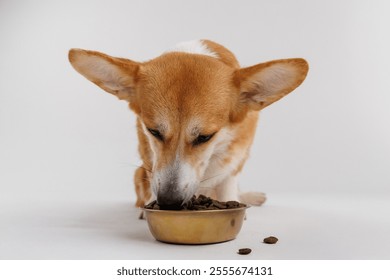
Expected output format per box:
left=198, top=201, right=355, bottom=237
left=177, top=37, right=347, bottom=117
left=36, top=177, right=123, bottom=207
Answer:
left=1, top=0, right=389, bottom=260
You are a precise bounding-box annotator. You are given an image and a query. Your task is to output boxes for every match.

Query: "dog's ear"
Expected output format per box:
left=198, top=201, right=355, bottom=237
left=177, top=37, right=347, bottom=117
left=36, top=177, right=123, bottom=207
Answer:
left=68, top=49, right=139, bottom=102
left=232, top=58, right=308, bottom=119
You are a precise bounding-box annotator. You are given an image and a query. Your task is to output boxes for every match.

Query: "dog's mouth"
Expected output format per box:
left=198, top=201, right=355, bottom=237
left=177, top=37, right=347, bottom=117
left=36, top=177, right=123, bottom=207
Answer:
left=158, top=203, right=182, bottom=210
left=156, top=196, right=186, bottom=210
left=156, top=184, right=199, bottom=209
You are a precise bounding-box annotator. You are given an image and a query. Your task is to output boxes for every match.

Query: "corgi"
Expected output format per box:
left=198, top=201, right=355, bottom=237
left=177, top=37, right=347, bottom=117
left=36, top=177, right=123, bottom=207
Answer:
left=68, top=40, right=308, bottom=209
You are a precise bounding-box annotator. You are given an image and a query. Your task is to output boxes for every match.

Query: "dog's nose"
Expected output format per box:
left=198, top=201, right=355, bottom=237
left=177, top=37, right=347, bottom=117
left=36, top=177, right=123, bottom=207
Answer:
left=157, top=192, right=183, bottom=210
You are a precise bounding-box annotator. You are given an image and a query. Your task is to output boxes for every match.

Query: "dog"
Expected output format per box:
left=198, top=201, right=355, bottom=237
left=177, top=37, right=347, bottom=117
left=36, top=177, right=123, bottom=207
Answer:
left=68, top=40, right=308, bottom=209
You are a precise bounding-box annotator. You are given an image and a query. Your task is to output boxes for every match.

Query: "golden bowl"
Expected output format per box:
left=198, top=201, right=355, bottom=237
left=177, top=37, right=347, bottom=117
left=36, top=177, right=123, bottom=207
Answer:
left=143, top=206, right=248, bottom=244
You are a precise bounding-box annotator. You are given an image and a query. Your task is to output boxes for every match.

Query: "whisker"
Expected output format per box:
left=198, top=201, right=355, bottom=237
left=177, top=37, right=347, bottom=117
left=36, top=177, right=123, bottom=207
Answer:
left=212, top=153, right=225, bottom=162
left=121, top=162, right=154, bottom=174
left=196, top=185, right=214, bottom=190
left=139, top=166, right=153, bottom=174
left=200, top=172, right=227, bottom=183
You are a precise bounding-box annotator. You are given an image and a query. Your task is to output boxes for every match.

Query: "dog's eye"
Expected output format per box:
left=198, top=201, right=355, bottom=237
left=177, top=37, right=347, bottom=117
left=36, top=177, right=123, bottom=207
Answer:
left=193, top=133, right=215, bottom=146
left=147, top=128, right=163, bottom=141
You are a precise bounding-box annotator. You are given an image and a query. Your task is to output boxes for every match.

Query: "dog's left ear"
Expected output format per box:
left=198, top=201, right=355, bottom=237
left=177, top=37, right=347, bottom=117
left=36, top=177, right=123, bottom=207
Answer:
left=234, top=58, right=309, bottom=115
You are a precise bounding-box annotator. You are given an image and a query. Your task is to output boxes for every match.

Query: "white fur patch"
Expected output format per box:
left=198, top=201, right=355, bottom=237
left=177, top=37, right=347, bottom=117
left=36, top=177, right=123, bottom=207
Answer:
left=166, top=40, right=218, bottom=58
left=177, top=160, right=199, bottom=202
left=153, top=155, right=198, bottom=203
left=195, top=126, right=246, bottom=202
left=198, top=128, right=237, bottom=188
left=140, top=122, right=158, bottom=171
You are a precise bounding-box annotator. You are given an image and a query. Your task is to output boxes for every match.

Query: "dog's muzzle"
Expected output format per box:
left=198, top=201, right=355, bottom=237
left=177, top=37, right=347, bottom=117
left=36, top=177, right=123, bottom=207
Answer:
left=157, top=187, right=186, bottom=209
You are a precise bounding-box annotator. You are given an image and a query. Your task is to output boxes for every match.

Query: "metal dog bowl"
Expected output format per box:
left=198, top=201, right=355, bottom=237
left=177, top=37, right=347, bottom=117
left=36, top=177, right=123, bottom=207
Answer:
left=143, top=206, right=248, bottom=244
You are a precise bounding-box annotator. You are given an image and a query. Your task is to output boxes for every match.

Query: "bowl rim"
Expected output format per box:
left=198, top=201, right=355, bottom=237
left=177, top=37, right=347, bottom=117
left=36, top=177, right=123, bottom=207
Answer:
left=142, top=205, right=250, bottom=214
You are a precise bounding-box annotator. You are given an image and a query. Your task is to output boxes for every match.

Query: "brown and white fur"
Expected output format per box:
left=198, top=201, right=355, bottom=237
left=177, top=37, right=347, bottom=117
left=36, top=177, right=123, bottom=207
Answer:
left=68, top=40, right=308, bottom=208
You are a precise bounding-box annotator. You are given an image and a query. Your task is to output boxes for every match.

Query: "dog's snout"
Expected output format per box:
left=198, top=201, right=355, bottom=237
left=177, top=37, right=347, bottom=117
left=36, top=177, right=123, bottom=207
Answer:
left=153, top=161, right=198, bottom=209
left=157, top=190, right=184, bottom=209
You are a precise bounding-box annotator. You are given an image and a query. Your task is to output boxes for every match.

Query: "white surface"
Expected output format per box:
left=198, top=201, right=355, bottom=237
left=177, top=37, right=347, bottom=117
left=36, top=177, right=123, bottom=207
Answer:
left=1, top=193, right=390, bottom=259
left=1, top=0, right=390, bottom=259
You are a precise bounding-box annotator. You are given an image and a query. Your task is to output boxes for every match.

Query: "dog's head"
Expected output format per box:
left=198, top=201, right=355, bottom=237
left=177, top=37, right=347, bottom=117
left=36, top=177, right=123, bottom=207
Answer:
left=69, top=41, right=308, bottom=207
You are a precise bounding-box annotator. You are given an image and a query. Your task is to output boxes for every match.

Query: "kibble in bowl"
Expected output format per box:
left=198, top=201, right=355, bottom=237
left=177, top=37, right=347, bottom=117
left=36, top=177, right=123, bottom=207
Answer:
left=143, top=195, right=248, bottom=244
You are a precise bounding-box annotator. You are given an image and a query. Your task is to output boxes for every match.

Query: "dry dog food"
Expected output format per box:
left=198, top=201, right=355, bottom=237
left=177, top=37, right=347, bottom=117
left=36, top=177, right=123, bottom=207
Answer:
left=144, top=194, right=246, bottom=211
left=263, top=236, right=278, bottom=244
left=238, top=248, right=252, bottom=255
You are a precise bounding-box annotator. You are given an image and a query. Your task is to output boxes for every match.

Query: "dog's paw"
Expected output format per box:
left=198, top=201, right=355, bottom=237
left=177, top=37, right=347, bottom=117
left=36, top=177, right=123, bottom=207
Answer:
left=239, top=191, right=267, bottom=206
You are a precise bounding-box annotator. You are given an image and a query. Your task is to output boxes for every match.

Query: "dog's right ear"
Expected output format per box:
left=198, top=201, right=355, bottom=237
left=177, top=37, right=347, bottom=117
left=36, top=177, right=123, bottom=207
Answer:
left=68, top=49, right=140, bottom=102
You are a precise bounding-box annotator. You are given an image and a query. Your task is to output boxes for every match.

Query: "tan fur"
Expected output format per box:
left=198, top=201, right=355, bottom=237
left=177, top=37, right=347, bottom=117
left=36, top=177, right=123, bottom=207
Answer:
left=68, top=40, right=309, bottom=207
left=202, top=40, right=240, bottom=68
